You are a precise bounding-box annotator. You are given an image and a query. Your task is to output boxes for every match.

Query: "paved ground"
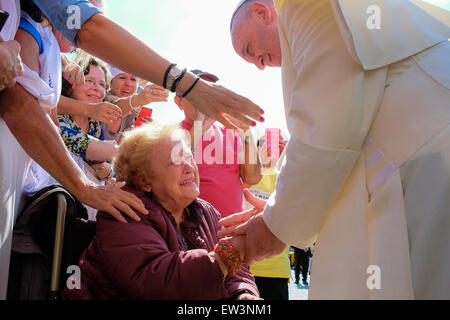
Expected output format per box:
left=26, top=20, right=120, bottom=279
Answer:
left=288, top=269, right=309, bottom=300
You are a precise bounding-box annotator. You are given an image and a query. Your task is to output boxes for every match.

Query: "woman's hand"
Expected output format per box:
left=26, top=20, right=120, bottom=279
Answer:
left=236, top=293, right=263, bottom=300
left=87, top=101, right=122, bottom=123
left=182, top=78, right=265, bottom=130
left=134, top=83, right=169, bottom=106
left=0, top=36, right=24, bottom=92
left=211, top=235, right=247, bottom=277
left=91, top=161, right=112, bottom=180
left=62, top=54, right=85, bottom=85
left=78, top=181, right=148, bottom=223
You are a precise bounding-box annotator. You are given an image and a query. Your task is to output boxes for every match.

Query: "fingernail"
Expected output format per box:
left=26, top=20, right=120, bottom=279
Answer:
left=251, top=121, right=257, bottom=127
left=260, top=109, right=265, bottom=114
left=260, top=116, right=265, bottom=122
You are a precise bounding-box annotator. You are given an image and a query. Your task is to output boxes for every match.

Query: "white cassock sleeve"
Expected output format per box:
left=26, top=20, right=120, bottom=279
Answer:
left=262, top=0, right=387, bottom=248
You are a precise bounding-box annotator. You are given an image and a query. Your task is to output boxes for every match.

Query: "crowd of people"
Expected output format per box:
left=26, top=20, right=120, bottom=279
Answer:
left=1, top=0, right=449, bottom=301
left=0, top=0, right=290, bottom=300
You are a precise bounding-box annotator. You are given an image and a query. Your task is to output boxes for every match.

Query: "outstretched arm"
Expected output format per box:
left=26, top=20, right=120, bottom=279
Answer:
left=0, top=84, right=146, bottom=223
left=75, top=13, right=264, bottom=129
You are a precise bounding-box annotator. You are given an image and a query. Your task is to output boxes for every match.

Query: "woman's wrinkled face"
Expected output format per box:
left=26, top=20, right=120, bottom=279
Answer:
left=149, top=137, right=200, bottom=206
left=71, top=65, right=107, bottom=103
left=110, top=73, right=138, bottom=98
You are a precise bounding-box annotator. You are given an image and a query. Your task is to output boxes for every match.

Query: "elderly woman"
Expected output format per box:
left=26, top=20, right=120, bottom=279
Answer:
left=103, top=65, right=169, bottom=142
left=63, top=123, right=260, bottom=300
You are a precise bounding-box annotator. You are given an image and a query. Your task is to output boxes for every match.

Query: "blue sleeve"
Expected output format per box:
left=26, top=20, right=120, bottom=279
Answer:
left=32, top=0, right=102, bottom=46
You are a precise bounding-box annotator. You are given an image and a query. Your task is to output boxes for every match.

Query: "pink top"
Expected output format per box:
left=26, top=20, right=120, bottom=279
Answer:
left=181, top=120, right=245, bottom=218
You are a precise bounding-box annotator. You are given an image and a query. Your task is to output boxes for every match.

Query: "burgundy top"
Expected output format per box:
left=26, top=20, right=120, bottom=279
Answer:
left=62, top=184, right=259, bottom=300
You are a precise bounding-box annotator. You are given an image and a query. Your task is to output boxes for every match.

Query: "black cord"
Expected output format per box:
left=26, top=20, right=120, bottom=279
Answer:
left=163, top=63, right=176, bottom=89
left=181, top=77, right=200, bottom=98
left=170, top=68, right=187, bottom=93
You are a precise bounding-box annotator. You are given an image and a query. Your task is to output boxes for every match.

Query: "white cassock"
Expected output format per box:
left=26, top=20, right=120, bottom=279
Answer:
left=264, top=0, right=450, bottom=299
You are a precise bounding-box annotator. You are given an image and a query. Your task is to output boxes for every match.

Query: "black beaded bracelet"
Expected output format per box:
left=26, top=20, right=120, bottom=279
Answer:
left=181, top=77, right=200, bottom=98
left=170, top=68, right=187, bottom=93
left=163, top=63, right=176, bottom=89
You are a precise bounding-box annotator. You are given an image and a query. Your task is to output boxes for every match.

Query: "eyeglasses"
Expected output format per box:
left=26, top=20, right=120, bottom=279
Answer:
left=84, top=78, right=107, bottom=90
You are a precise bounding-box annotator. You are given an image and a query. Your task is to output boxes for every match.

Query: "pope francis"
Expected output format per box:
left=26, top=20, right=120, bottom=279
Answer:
left=221, top=0, right=450, bottom=299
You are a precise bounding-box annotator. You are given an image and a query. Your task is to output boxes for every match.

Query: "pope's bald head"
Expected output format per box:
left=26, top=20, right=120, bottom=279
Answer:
left=230, top=0, right=274, bottom=34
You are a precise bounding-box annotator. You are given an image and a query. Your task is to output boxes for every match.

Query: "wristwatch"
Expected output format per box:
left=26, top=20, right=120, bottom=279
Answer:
left=166, top=65, right=184, bottom=92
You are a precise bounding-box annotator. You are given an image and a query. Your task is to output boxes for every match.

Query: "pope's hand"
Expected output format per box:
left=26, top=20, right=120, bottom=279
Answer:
left=217, top=189, right=265, bottom=238
left=221, top=212, right=285, bottom=265
left=218, top=190, right=285, bottom=265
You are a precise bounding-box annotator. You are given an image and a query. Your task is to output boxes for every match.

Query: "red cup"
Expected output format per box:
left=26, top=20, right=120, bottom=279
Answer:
left=134, top=107, right=153, bottom=127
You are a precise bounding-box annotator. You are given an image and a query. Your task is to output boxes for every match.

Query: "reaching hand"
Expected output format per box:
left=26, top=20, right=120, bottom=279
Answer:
left=77, top=181, right=148, bottom=223
left=184, top=79, right=265, bottom=130
left=218, top=190, right=284, bottom=265
left=226, top=213, right=286, bottom=265
left=244, top=189, right=266, bottom=211
left=62, top=55, right=85, bottom=85
left=236, top=293, right=263, bottom=300
left=0, top=37, right=24, bottom=92
left=88, top=101, right=122, bottom=123
left=135, top=83, right=169, bottom=106
left=217, top=189, right=265, bottom=238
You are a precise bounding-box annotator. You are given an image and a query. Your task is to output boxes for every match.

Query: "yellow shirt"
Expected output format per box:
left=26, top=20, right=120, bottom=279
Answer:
left=247, top=167, right=291, bottom=279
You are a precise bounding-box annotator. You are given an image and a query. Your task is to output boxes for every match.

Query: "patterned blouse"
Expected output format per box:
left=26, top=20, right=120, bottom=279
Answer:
left=59, top=115, right=105, bottom=161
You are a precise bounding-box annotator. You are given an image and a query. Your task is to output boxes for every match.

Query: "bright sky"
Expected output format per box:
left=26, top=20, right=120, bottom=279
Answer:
left=106, top=0, right=450, bottom=139
left=106, top=0, right=286, bottom=139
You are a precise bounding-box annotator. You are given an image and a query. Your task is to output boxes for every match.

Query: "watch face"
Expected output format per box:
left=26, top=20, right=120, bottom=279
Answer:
left=170, top=67, right=182, bottom=77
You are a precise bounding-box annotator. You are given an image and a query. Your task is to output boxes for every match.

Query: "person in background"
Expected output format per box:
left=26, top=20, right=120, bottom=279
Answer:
left=244, top=135, right=290, bottom=299
left=63, top=123, right=260, bottom=300
left=103, top=64, right=168, bottom=143
left=293, top=246, right=311, bottom=286
left=59, top=53, right=116, bottom=184
left=176, top=69, right=262, bottom=219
